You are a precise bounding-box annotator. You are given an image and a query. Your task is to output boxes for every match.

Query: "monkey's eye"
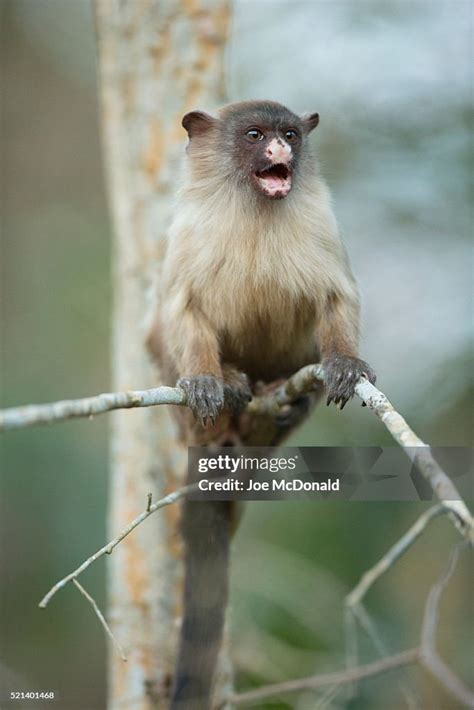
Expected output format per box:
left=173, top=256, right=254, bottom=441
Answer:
left=285, top=129, right=298, bottom=142
left=245, top=129, right=264, bottom=142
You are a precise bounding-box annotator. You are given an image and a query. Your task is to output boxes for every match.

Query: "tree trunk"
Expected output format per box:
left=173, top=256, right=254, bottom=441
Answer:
left=94, top=2, right=231, bottom=707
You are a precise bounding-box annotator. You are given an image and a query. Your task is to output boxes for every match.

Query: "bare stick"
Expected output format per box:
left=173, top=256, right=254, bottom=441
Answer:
left=1, top=366, right=325, bottom=430
left=2, top=364, right=471, bottom=539
left=343, top=605, right=358, bottom=701
left=26, top=366, right=471, bottom=700
left=231, top=543, right=473, bottom=707
left=3, top=364, right=472, bottom=540
left=344, top=505, right=453, bottom=704
left=352, top=604, right=419, bottom=709
left=354, top=378, right=473, bottom=538
left=0, top=386, right=185, bottom=430
left=313, top=683, right=342, bottom=709
left=228, top=648, right=419, bottom=705
left=419, top=544, right=474, bottom=707
left=72, top=579, right=127, bottom=662
left=422, top=652, right=474, bottom=708
left=39, top=486, right=194, bottom=609
left=421, top=544, right=463, bottom=651
left=346, top=504, right=447, bottom=608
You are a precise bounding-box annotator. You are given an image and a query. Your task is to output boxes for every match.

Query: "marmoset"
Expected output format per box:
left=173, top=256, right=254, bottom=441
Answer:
left=147, top=100, right=376, bottom=709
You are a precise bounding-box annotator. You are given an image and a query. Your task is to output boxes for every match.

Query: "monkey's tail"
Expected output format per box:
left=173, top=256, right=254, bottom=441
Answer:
left=170, top=496, right=232, bottom=710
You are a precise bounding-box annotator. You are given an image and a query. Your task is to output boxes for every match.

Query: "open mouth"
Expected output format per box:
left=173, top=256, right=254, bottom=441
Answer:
left=254, top=163, right=292, bottom=199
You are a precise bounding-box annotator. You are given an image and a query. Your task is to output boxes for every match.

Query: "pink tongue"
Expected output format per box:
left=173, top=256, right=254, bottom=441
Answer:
left=263, top=175, right=284, bottom=188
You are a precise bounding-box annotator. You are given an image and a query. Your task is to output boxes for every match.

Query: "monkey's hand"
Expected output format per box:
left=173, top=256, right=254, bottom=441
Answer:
left=177, top=375, right=225, bottom=427
left=323, top=354, right=376, bottom=410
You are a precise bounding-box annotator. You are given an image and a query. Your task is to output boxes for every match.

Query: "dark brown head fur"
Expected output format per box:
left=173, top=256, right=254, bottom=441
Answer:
left=182, top=100, right=319, bottom=200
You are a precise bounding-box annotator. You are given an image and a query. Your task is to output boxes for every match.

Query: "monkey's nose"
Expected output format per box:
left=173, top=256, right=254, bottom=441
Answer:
left=265, top=138, right=292, bottom=163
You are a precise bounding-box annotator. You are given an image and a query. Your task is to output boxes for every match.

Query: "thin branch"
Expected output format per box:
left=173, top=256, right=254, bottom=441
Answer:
left=343, top=605, right=358, bottom=701
left=420, top=544, right=462, bottom=651
left=0, top=386, right=185, bottom=430
left=39, top=485, right=194, bottom=609
left=419, top=543, right=474, bottom=707
left=232, top=543, right=473, bottom=707
left=0, top=366, right=316, bottom=430
left=353, top=377, right=473, bottom=539
left=26, top=366, right=471, bottom=702
left=2, top=364, right=472, bottom=538
left=228, top=648, right=419, bottom=705
left=346, top=504, right=447, bottom=608
left=72, top=578, right=127, bottom=662
left=351, top=603, right=420, bottom=709
left=344, top=506, right=461, bottom=704
left=422, top=652, right=473, bottom=708
left=313, top=683, right=342, bottom=709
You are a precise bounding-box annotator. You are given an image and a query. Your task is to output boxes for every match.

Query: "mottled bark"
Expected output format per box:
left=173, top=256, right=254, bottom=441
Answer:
left=94, top=2, right=231, bottom=707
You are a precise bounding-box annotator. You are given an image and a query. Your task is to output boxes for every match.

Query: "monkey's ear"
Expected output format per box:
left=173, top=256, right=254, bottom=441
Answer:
left=182, top=111, right=216, bottom=138
left=301, top=112, right=320, bottom=133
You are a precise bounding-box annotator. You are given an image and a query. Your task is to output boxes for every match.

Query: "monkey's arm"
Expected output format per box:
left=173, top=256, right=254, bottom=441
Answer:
left=318, top=289, right=376, bottom=409
left=163, top=294, right=226, bottom=426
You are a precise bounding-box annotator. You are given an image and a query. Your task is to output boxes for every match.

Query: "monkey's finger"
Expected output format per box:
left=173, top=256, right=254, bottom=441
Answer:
left=361, top=368, right=376, bottom=385
left=206, top=405, right=217, bottom=427
left=207, top=406, right=218, bottom=427
left=335, top=381, right=352, bottom=404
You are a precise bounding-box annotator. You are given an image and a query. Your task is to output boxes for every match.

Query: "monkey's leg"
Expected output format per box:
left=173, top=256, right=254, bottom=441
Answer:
left=318, top=292, right=376, bottom=409
left=271, top=385, right=324, bottom=445
left=221, top=365, right=252, bottom=416
left=276, top=395, right=313, bottom=428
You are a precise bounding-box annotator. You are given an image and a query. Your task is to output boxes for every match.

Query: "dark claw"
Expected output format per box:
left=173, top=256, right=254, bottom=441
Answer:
left=177, top=375, right=225, bottom=427
left=323, top=354, right=376, bottom=411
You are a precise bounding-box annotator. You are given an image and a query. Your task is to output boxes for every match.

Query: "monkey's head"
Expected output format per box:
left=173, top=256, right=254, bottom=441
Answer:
left=182, top=101, right=319, bottom=200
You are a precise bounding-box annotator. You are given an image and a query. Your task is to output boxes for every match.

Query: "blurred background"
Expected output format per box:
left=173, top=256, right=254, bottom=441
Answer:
left=1, top=1, right=472, bottom=708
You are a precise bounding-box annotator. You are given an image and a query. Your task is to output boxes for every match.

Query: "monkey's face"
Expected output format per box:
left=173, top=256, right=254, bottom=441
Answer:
left=182, top=101, right=320, bottom=200
left=244, top=128, right=297, bottom=199
left=229, top=105, right=312, bottom=200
